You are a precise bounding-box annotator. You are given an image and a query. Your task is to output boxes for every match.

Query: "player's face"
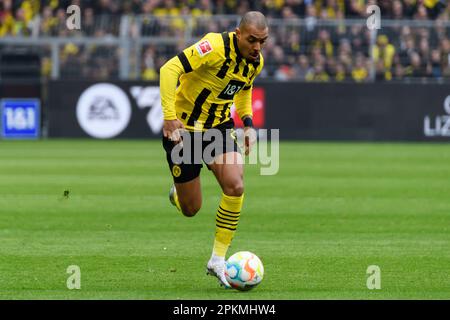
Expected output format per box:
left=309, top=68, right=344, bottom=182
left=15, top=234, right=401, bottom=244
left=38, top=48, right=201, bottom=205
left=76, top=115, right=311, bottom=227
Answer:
left=236, top=25, right=268, bottom=62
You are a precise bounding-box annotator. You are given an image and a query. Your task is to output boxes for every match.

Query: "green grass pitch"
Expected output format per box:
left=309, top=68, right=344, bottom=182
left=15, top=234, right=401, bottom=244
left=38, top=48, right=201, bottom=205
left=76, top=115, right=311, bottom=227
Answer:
left=0, top=139, right=449, bottom=299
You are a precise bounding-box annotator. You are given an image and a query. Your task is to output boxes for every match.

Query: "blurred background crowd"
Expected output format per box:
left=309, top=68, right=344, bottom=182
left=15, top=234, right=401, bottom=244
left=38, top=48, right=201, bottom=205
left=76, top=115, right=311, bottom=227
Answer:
left=1, top=0, right=450, bottom=82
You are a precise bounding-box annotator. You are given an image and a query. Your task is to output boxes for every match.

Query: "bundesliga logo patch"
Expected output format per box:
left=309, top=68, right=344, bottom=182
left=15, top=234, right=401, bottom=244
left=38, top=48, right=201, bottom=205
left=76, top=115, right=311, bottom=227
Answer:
left=196, top=40, right=213, bottom=56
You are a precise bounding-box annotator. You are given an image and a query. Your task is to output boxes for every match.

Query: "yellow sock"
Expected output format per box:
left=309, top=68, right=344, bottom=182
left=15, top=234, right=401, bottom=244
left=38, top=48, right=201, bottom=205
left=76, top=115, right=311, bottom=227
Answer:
left=213, top=193, right=244, bottom=258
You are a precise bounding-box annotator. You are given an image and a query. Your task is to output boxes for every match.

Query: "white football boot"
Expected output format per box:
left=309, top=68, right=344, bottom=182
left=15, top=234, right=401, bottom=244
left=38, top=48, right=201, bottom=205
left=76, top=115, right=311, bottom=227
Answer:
left=206, top=254, right=231, bottom=289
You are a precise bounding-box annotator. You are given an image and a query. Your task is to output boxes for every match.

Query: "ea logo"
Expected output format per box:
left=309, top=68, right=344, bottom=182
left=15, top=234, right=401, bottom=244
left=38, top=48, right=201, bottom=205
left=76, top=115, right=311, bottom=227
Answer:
left=76, top=83, right=131, bottom=139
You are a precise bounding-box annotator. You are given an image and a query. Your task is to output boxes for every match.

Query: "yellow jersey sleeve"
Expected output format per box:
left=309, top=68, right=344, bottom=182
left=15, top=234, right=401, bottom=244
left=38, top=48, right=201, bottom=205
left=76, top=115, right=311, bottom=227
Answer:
left=159, top=56, right=185, bottom=120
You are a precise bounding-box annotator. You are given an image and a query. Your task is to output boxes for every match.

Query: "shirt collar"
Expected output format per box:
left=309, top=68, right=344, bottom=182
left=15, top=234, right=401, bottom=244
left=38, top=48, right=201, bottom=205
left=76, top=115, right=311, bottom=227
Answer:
left=232, top=32, right=244, bottom=60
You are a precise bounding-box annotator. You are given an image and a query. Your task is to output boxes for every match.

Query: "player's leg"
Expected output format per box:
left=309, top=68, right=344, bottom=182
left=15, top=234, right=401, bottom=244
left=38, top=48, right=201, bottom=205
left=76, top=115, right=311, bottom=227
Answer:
left=171, top=177, right=202, bottom=217
left=205, top=151, right=244, bottom=288
left=209, top=152, right=244, bottom=256
left=163, top=134, right=203, bottom=217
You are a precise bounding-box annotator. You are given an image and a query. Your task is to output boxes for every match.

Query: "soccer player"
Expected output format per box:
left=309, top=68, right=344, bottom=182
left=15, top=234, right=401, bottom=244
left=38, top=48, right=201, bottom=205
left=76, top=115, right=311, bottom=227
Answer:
left=159, top=11, right=268, bottom=288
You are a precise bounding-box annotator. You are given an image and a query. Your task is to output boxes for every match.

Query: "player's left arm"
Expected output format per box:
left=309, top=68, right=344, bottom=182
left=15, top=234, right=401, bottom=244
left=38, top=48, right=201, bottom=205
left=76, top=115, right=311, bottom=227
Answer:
left=234, top=59, right=264, bottom=156
left=235, top=87, right=256, bottom=156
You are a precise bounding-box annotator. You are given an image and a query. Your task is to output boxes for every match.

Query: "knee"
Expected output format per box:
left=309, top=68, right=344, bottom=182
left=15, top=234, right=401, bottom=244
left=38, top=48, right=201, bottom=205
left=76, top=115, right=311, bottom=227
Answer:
left=180, top=203, right=201, bottom=217
left=223, top=181, right=244, bottom=197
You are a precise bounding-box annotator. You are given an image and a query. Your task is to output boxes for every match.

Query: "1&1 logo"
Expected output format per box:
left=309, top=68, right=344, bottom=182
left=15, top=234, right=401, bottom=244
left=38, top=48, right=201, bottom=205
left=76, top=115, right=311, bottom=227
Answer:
left=1, top=99, right=40, bottom=139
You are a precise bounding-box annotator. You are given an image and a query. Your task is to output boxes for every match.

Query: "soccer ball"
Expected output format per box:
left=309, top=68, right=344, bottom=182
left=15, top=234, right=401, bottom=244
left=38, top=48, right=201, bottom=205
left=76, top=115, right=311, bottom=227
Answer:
left=225, top=251, right=264, bottom=291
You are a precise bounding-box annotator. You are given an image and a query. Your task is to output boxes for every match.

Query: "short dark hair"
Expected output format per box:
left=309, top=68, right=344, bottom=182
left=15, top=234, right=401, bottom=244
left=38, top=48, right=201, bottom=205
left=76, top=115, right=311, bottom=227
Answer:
left=239, top=11, right=268, bottom=30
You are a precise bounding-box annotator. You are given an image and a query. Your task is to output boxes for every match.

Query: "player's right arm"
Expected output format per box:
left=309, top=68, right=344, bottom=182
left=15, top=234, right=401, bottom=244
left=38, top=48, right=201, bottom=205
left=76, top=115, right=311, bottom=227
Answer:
left=160, top=56, right=186, bottom=142
left=160, top=34, right=216, bottom=141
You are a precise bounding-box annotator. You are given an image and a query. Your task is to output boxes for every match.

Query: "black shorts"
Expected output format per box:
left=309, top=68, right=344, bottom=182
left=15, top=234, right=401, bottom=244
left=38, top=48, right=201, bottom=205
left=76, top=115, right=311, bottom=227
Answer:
left=162, top=120, right=240, bottom=183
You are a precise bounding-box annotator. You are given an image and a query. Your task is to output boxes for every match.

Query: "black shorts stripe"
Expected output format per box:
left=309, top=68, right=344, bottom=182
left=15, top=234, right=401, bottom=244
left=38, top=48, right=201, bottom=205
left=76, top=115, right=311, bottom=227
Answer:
left=204, top=103, right=218, bottom=129
left=216, top=32, right=232, bottom=79
left=219, top=206, right=240, bottom=215
left=218, top=209, right=240, bottom=219
left=217, top=213, right=240, bottom=222
left=219, top=103, right=230, bottom=123
left=187, top=88, right=211, bottom=126
left=177, top=52, right=193, bottom=73
left=216, top=224, right=237, bottom=231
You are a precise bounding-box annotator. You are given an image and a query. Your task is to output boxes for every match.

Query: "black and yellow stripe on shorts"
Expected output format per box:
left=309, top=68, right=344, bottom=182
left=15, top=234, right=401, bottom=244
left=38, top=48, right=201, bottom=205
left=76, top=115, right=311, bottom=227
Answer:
left=216, top=206, right=240, bottom=231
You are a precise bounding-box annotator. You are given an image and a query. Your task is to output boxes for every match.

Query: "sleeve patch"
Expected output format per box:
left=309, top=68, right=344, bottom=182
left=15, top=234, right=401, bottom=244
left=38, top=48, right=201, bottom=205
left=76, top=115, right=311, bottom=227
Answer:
left=196, top=40, right=213, bottom=57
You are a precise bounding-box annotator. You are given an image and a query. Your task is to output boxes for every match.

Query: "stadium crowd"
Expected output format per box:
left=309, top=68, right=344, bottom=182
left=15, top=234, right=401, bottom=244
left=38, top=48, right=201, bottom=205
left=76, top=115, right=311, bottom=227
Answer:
left=1, top=0, right=450, bottom=81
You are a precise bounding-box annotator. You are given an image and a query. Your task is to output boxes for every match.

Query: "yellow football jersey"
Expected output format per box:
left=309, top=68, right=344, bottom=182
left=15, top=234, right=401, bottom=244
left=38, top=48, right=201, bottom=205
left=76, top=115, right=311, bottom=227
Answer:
left=160, top=31, right=264, bottom=131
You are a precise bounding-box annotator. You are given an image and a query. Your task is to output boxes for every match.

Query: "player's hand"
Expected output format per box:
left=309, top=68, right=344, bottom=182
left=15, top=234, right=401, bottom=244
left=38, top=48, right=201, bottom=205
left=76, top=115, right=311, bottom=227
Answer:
left=163, top=119, right=185, bottom=144
left=243, top=127, right=257, bottom=156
